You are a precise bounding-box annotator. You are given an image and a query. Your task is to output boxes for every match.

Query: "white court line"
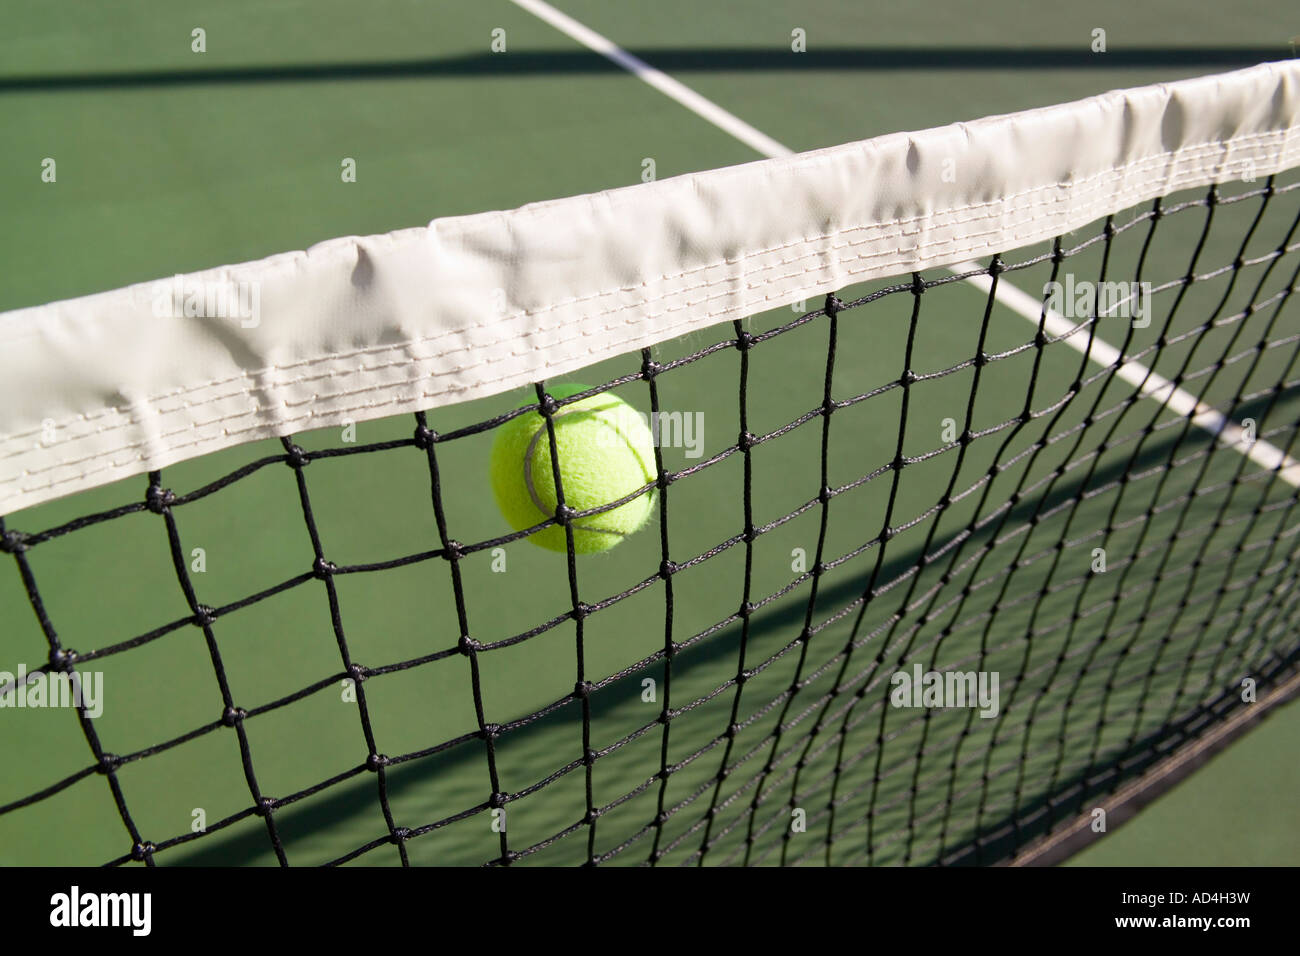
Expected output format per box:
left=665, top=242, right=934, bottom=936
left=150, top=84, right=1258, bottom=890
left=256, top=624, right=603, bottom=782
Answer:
left=509, top=0, right=793, bottom=159
left=512, top=0, right=1299, bottom=487
left=954, top=263, right=1300, bottom=488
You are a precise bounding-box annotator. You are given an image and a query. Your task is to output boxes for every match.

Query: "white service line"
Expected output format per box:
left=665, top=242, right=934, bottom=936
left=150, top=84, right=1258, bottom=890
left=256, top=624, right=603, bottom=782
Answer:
left=509, top=0, right=793, bottom=159
left=955, top=263, right=1300, bottom=488
left=513, top=0, right=1298, bottom=488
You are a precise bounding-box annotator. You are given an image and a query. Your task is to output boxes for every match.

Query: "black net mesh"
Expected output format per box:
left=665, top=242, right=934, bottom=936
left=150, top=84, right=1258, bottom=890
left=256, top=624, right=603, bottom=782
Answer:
left=3, top=174, right=1300, bottom=866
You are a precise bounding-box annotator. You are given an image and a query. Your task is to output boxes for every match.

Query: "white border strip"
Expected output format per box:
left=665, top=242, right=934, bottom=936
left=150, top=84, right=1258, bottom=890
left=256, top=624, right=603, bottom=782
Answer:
left=2, top=61, right=1300, bottom=516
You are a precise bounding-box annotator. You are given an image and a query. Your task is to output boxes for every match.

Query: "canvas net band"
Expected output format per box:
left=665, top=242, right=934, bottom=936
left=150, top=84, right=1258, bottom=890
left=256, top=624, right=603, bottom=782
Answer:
left=2, top=61, right=1299, bottom=516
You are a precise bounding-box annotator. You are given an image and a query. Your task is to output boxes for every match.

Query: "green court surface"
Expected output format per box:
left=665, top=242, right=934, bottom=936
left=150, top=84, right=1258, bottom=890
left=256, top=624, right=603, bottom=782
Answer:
left=2, top=1, right=1298, bottom=866
left=1068, top=695, right=1300, bottom=866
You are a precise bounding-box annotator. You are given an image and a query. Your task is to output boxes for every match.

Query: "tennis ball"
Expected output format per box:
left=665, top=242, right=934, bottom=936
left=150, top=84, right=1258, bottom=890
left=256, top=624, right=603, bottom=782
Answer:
left=489, top=385, right=657, bottom=553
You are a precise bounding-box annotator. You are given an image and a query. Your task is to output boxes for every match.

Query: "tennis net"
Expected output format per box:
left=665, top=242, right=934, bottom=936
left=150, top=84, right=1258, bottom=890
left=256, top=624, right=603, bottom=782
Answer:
left=3, top=64, right=1300, bottom=867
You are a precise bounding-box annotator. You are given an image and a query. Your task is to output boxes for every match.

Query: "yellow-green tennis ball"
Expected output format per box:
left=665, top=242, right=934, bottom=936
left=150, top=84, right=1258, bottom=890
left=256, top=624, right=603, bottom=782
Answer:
left=490, top=385, right=657, bottom=553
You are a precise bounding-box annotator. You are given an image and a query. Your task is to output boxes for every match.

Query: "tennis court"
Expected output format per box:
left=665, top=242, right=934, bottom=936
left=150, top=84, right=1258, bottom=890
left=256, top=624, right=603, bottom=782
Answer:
left=2, top=1, right=1298, bottom=867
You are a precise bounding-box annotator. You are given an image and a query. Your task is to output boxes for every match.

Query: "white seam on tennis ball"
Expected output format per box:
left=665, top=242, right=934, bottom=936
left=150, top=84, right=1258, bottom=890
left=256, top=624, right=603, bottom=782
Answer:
left=599, top=407, right=658, bottom=487
left=521, top=404, right=590, bottom=517
left=519, top=401, right=654, bottom=531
